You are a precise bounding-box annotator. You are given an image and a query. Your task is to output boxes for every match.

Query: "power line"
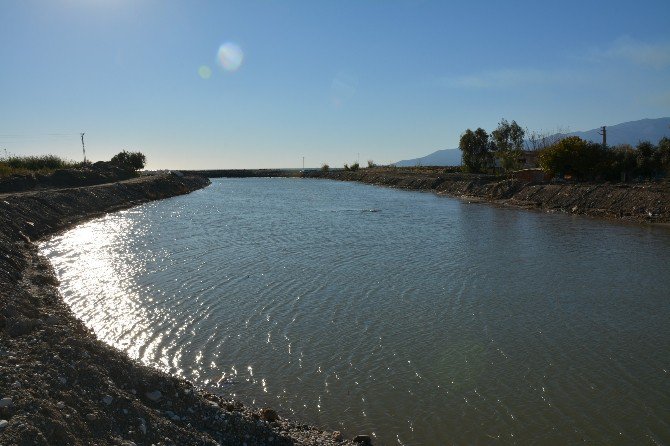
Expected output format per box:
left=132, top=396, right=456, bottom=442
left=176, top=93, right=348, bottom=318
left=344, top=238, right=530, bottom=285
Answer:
left=0, top=133, right=79, bottom=137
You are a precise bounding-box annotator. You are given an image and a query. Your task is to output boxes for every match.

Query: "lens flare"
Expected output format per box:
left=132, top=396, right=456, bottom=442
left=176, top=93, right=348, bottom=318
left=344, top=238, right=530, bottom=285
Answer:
left=198, top=65, right=212, bottom=79
left=217, top=42, right=244, bottom=71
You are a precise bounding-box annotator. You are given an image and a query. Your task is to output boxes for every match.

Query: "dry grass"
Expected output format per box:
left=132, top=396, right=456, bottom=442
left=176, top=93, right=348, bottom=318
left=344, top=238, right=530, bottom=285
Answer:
left=0, top=155, right=79, bottom=178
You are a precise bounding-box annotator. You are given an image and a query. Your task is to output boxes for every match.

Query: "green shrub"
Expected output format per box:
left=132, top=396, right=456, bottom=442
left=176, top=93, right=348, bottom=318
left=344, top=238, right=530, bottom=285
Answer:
left=658, top=137, right=670, bottom=174
left=110, top=150, right=146, bottom=171
left=321, top=163, right=330, bottom=172
left=539, top=137, right=670, bottom=181
left=539, top=136, right=606, bottom=180
left=1, top=154, right=76, bottom=171
left=0, top=163, right=15, bottom=177
left=0, top=154, right=79, bottom=177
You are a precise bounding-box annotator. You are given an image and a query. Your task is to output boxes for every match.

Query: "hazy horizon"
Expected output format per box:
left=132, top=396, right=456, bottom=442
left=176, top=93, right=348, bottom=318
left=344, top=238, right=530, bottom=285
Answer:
left=1, top=0, right=669, bottom=169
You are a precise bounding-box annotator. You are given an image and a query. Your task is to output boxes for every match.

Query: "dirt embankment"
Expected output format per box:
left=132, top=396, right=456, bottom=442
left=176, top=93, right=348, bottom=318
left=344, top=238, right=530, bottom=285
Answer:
left=303, top=169, right=670, bottom=223
left=0, top=174, right=361, bottom=446
left=0, top=162, right=139, bottom=193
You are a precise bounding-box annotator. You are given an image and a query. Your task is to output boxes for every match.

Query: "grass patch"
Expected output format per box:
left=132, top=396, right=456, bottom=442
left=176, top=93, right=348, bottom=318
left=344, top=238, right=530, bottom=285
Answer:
left=0, top=154, right=79, bottom=178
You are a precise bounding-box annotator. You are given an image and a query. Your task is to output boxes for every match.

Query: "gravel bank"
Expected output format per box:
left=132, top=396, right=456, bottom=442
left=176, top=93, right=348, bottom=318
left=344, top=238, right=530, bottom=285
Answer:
left=0, top=175, right=363, bottom=446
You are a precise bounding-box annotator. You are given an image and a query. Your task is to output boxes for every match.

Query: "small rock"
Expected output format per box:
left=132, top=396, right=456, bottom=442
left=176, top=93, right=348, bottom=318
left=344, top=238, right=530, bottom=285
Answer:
left=165, top=410, right=180, bottom=421
left=145, top=390, right=162, bottom=402
left=332, top=431, right=343, bottom=442
left=0, top=420, right=8, bottom=430
left=45, top=315, right=60, bottom=325
left=260, top=407, right=278, bottom=422
left=353, top=434, right=372, bottom=445
left=86, top=413, right=97, bottom=421
left=102, top=395, right=113, bottom=405
left=11, top=382, right=20, bottom=389
left=0, top=398, right=13, bottom=408
left=56, top=401, right=65, bottom=409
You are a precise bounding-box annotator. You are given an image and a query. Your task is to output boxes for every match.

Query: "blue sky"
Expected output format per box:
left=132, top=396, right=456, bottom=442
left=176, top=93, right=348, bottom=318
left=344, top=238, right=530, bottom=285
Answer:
left=1, top=0, right=669, bottom=169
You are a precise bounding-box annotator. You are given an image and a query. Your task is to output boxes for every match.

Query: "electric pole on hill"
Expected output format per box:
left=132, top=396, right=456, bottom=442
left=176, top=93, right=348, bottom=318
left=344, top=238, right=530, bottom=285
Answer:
left=598, top=126, right=607, bottom=147
left=80, top=132, right=87, bottom=163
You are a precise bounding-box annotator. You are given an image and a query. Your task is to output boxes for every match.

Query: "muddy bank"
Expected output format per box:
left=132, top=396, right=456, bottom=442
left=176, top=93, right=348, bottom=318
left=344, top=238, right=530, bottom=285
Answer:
left=302, top=169, right=670, bottom=223
left=0, top=174, right=361, bottom=446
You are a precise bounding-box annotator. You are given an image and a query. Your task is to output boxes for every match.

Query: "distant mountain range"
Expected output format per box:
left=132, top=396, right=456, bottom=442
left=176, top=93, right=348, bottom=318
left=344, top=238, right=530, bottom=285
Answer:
left=393, top=117, right=670, bottom=167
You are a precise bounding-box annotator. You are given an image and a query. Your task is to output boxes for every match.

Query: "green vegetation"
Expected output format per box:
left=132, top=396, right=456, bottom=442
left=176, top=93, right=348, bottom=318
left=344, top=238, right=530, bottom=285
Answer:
left=0, top=154, right=79, bottom=177
left=459, top=118, right=670, bottom=182
left=491, top=119, right=525, bottom=172
left=459, top=128, right=493, bottom=173
left=538, top=136, right=604, bottom=179
left=367, top=160, right=376, bottom=168
left=0, top=150, right=147, bottom=178
left=343, top=162, right=360, bottom=171
left=321, top=163, right=330, bottom=172
left=539, top=136, right=670, bottom=181
left=110, top=150, right=146, bottom=171
left=459, top=119, right=526, bottom=173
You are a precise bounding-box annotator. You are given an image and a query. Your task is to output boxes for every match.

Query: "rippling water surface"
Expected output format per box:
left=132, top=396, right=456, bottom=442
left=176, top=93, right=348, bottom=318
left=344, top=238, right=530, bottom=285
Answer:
left=41, top=178, right=670, bottom=444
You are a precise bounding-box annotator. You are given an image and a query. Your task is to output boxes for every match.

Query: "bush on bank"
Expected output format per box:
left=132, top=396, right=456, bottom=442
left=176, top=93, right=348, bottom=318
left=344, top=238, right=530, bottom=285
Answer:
left=0, top=154, right=81, bottom=177
left=0, top=154, right=78, bottom=171
left=0, top=151, right=148, bottom=178
left=539, top=136, right=670, bottom=181
left=110, top=150, right=146, bottom=171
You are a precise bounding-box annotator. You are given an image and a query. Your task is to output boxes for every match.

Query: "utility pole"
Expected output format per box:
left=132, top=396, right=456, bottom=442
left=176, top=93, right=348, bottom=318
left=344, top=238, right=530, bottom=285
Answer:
left=302, top=156, right=305, bottom=171
left=80, top=132, right=87, bottom=163
left=598, top=126, right=607, bottom=147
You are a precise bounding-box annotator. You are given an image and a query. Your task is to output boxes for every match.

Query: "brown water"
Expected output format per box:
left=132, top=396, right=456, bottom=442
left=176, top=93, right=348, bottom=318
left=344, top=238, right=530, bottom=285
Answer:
left=41, top=178, right=670, bottom=444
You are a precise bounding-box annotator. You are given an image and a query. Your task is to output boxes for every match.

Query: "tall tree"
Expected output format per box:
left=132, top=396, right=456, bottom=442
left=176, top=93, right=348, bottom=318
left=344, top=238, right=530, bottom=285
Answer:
left=459, top=128, right=491, bottom=173
left=491, top=119, right=525, bottom=171
left=657, top=137, right=670, bottom=174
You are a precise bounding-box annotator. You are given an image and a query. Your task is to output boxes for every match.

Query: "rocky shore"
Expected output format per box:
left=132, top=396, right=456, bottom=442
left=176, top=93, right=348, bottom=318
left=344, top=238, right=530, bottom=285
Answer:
left=0, top=174, right=362, bottom=446
left=302, top=168, right=670, bottom=224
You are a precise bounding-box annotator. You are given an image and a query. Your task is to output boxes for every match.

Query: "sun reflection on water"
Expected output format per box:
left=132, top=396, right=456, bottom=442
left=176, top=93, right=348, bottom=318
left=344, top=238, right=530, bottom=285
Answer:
left=41, top=213, right=153, bottom=366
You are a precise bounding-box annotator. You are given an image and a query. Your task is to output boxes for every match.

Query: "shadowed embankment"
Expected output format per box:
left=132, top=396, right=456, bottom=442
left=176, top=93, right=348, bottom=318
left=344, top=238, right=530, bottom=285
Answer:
left=299, top=168, right=670, bottom=224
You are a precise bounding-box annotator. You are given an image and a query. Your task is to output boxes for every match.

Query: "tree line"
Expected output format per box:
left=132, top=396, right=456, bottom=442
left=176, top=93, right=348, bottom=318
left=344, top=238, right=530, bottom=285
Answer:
left=539, top=136, right=670, bottom=181
left=459, top=119, right=526, bottom=173
left=459, top=119, right=670, bottom=181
